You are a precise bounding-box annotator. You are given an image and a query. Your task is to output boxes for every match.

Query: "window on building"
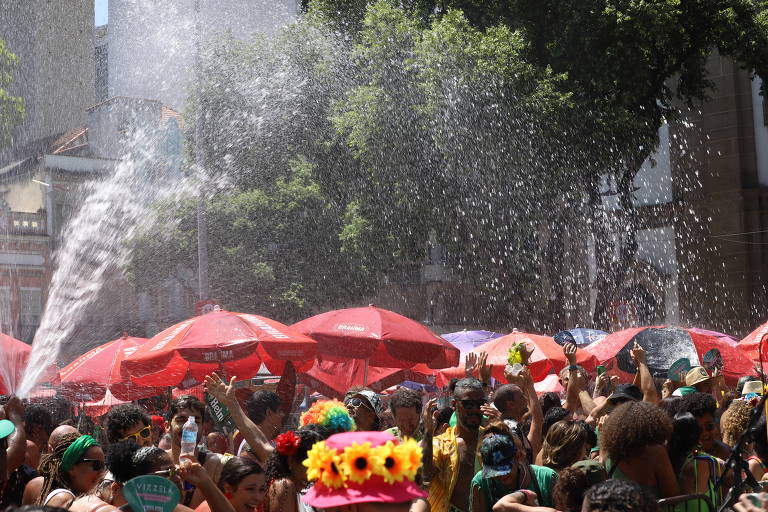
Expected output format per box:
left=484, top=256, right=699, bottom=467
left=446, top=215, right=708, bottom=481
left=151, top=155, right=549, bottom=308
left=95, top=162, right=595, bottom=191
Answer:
left=19, top=288, right=42, bottom=343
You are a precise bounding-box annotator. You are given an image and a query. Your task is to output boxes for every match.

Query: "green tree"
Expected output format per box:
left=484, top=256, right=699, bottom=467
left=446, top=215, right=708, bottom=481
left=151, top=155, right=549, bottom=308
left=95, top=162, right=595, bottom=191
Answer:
left=310, top=0, right=768, bottom=327
left=0, top=38, right=24, bottom=144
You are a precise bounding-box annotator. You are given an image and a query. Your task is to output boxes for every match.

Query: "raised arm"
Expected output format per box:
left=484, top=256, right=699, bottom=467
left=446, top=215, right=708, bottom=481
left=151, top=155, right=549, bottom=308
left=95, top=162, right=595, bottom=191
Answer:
left=178, top=461, right=236, bottom=512
left=506, top=367, right=543, bottom=456
left=631, top=343, right=658, bottom=403
left=563, top=343, right=581, bottom=413
left=204, top=374, right=274, bottom=463
left=420, top=397, right=437, bottom=486
left=4, top=396, right=26, bottom=475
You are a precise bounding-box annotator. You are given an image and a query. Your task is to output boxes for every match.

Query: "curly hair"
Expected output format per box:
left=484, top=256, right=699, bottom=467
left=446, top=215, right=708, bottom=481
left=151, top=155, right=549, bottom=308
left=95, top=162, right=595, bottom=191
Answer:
left=541, top=421, right=588, bottom=471
left=553, top=468, right=593, bottom=512
left=389, top=388, right=422, bottom=414
left=720, top=400, right=753, bottom=446
left=600, top=401, right=672, bottom=462
left=24, top=403, right=54, bottom=438
left=36, top=432, right=82, bottom=504
left=105, top=440, right=141, bottom=484
left=679, top=392, right=716, bottom=419
left=104, top=404, right=150, bottom=443
left=264, top=427, right=324, bottom=484
left=584, top=479, right=658, bottom=512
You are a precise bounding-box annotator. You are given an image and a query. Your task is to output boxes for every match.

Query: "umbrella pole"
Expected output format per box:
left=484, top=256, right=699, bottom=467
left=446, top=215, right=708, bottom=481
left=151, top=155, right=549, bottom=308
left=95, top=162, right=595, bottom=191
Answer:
left=363, top=359, right=369, bottom=386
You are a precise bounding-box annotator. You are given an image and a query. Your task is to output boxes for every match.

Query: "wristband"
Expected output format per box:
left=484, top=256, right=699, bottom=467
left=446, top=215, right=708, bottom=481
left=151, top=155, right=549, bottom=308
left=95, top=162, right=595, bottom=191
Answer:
left=568, top=365, right=578, bottom=371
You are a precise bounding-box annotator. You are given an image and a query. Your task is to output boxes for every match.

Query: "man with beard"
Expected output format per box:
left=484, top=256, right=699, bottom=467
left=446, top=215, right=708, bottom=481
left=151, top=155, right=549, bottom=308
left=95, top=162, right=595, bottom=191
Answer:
left=424, top=377, right=486, bottom=512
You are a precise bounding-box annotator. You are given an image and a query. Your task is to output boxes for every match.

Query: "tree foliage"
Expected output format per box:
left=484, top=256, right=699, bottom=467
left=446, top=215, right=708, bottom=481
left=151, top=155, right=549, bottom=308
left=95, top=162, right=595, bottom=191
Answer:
left=0, top=38, right=24, bottom=145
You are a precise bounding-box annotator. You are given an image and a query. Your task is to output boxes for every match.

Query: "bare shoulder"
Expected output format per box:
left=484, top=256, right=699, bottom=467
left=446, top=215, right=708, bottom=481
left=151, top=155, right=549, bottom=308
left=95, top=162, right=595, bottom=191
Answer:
left=270, top=478, right=297, bottom=496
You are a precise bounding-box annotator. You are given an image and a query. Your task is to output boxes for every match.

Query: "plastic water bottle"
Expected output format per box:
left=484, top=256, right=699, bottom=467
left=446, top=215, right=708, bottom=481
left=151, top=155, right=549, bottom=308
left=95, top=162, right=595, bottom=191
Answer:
left=180, top=416, right=197, bottom=462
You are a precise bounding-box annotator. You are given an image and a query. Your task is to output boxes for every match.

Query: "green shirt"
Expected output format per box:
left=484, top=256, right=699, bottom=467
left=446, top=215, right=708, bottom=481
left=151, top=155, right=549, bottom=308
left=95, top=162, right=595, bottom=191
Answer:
left=469, top=465, right=558, bottom=511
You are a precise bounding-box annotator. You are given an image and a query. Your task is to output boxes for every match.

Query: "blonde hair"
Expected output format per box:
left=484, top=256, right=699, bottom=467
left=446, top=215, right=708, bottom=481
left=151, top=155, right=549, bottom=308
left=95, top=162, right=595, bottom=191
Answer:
left=720, top=400, right=753, bottom=446
left=541, top=420, right=587, bottom=470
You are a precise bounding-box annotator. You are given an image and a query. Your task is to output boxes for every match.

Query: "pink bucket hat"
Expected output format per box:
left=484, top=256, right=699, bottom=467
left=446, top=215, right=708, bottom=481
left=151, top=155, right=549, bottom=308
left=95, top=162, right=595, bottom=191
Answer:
left=302, top=431, right=427, bottom=508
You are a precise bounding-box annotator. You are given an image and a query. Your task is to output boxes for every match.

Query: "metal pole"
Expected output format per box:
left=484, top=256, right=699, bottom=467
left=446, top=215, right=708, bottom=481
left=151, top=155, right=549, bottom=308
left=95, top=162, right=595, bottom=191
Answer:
left=194, top=0, right=209, bottom=301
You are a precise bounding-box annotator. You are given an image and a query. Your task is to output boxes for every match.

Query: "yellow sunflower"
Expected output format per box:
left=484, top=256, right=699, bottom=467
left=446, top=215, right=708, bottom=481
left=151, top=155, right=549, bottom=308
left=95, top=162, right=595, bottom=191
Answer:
left=373, top=440, right=410, bottom=484
left=339, top=442, right=383, bottom=484
left=304, top=441, right=346, bottom=489
left=396, top=438, right=423, bottom=480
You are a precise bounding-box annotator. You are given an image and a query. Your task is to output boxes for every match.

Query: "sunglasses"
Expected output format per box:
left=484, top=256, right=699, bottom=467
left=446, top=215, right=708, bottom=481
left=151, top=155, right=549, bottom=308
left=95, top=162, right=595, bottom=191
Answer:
left=458, top=399, right=488, bottom=409
left=120, top=425, right=152, bottom=442
left=79, top=459, right=105, bottom=472
left=154, top=467, right=178, bottom=479
left=344, top=397, right=373, bottom=411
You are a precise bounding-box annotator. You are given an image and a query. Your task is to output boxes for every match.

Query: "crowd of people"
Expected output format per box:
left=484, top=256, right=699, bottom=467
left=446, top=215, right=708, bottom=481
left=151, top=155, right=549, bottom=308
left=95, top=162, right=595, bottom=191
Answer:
left=0, top=341, right=767, bottom=512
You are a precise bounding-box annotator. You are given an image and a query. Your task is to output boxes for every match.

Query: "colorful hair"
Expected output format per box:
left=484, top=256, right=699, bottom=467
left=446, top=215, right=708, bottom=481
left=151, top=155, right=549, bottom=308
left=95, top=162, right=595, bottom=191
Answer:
left=300, top=400, right=356, bottom=433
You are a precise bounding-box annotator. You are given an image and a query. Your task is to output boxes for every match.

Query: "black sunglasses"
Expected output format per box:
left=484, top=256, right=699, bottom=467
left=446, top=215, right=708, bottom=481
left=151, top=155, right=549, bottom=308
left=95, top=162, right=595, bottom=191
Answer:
left=344, top=397, right=373, bottom=411
left=458, top=399, right=488, bottom=409
left=79, top=459, right=105, bottom=472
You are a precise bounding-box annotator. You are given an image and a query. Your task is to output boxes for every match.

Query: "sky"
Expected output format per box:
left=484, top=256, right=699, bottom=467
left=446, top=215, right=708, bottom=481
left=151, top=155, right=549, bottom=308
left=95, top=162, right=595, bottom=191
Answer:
left=95, top=0, right=108, bottom=26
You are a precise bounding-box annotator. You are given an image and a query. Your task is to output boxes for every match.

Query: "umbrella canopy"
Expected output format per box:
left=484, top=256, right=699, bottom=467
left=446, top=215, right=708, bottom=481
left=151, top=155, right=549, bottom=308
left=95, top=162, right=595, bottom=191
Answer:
left=689, top=328, right=738, bottom=346
left=0, top=334, right=32, bottom=395
left=123, top=308, right=318, bottom=388
left=586, top=326, right=755, bottom=382
left=442, top=330, right=503, bottom=359
left=534, top=374, right=565, bottom=396
left=437, top=330, right=597, bottom=385
left=559, top=328, right=608, bottom=347
left=297, top=359, right=437, bottom=399
left=292, top=305, right=459, bottom=369
left=59, top=333, right=165, bottom=401
left=738, top=321, right=768, bottom=361
left=82, top=390, right=129, bottom=418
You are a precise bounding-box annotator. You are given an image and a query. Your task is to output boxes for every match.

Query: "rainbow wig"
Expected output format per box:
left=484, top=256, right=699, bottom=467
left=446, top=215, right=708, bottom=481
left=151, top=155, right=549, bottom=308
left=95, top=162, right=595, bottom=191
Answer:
left=300, top=399, right=356, bottom=433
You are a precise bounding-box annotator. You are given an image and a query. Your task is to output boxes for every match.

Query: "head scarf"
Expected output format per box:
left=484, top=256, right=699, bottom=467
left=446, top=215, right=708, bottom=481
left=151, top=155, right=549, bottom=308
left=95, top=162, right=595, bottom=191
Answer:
left=60, top=435, right=99, bottom=472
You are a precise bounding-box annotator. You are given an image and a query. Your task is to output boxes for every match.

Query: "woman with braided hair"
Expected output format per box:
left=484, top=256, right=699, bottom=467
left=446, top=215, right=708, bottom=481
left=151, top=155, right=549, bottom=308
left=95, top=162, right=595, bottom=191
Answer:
left=36, top=433, right=105, bottom=508
left=263, top=426, right=325, bottom=512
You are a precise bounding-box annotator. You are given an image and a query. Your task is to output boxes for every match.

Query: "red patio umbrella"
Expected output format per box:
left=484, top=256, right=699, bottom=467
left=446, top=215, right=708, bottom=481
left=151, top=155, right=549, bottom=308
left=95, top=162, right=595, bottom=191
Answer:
left=59, top=333, right=165, bottom=401
left=292, top=305, right=460, bottom=378
left=437, top=330, right=597, bottom=385
left=0, top=334, right=32, bottom=395
left=738, top=321, right=768, bottom=362
left=122, top=308, right=317, bottom=388
left=298, top=359, right=437, bottom=399
left=586, top=326, right=755, bottom=383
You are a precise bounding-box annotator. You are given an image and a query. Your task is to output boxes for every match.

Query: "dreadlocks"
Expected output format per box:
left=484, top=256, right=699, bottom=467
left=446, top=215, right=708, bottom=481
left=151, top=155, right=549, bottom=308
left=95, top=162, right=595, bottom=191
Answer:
left=36, top=432, right=81, bottom=504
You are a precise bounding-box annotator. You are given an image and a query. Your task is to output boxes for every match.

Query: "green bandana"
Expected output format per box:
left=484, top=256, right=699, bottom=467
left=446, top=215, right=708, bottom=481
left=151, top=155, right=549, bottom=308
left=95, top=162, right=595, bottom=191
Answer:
left=61, top=435, right=99, bottom=473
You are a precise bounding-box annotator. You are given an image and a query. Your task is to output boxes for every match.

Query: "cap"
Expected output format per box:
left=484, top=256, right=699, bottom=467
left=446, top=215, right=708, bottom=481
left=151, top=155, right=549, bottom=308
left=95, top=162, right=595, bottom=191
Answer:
left=348, top=390, right=382, bottom=417
left=480, top=434, right=517, bottom=478
left=607, top=384, right=642, bottom=403
left=0, top=419, right=14, bottom=440
left=302, top=431, right=426, bottom=508
left=742, top=381, right=764, bottom=396
left=685, top=367, right=710, bottom=387
left=571, top=459, right=608, bottom=487
left=672, top=386, right=697, bottom=397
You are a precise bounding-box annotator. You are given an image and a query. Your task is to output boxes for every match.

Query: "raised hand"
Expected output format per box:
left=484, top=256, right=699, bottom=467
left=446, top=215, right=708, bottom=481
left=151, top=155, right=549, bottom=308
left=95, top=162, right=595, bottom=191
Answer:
left=422, top=398, right=437, bottom=434
left=465, top=353, right=478, bottom=378
left=204, top=373, right=236, bottom=406
left=480, top=404, right=501, bottom=422
left=630, top=341, right=647, bottom=366
left=477, top=351, right=491, bottom=383
left=177, top=460, right=213, bottom=488
left=563, top=343, right=577, bottom=366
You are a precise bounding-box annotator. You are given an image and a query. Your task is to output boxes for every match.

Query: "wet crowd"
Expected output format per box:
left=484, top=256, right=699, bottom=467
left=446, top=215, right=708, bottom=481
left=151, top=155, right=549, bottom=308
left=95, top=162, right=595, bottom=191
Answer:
left=0, top=342, right=767, bottom=512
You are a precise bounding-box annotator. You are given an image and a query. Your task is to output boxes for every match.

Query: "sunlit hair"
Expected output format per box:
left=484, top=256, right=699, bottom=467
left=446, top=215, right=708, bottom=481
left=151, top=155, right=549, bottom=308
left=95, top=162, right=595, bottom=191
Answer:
left=541, top=420, right=588, bottom=471
left=720, top=400, right=752, bottom=446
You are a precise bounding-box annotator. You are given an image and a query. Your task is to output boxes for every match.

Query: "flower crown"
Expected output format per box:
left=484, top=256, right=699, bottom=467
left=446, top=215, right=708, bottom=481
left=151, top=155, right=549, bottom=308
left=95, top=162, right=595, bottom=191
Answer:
left=276, top=431, right=301, bottom=456
left=303, top=438, right=422, bottom=489
left=299, top=400, right=356, bottom=433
